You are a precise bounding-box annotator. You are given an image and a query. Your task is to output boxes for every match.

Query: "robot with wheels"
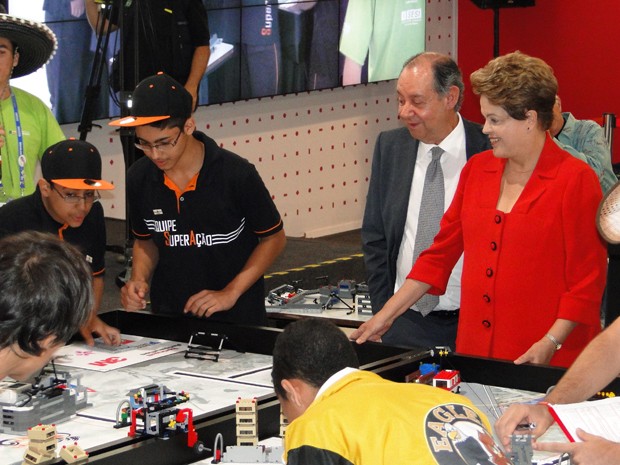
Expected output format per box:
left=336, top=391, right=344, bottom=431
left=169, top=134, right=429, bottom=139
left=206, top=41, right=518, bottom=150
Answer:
left=116, top=384, right=206, bottom=453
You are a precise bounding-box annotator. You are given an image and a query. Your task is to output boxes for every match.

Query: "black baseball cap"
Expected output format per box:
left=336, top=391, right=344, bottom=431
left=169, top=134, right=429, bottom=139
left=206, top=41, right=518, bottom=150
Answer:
left=109, top=72, right=192, bottom=127
left=42, top=139, right=114, bottom=190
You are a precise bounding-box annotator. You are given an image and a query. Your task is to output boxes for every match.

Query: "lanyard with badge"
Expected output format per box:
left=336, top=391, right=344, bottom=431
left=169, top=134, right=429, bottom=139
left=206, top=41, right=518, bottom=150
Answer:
left=0, top=90, right=26, bottom=199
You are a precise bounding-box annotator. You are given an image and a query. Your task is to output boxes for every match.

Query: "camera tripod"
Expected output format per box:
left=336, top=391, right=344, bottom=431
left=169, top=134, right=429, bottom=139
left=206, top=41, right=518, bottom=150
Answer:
left=77, top=0, right=159, bottom=286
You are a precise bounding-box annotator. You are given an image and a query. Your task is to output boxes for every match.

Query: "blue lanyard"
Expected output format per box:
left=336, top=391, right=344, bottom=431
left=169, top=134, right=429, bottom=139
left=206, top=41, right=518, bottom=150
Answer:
left=11, top=91, right=25, bottom=192
left=0, top=91, right=25, bottom=195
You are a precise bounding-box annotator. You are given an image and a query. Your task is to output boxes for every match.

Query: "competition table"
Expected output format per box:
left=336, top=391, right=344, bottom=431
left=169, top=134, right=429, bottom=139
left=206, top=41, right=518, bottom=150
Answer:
left=265, top=292, right=371, bottom=329
left=267, top=305, right=371, bottom=329
left=3, top=310, right=620, bottom=465
left=1, top=310, right=412, bottom=465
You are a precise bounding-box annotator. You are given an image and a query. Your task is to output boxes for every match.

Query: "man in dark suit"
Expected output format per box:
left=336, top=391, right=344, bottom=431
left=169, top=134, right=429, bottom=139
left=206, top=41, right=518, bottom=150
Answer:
left=362, top=52, right=490, bottom=349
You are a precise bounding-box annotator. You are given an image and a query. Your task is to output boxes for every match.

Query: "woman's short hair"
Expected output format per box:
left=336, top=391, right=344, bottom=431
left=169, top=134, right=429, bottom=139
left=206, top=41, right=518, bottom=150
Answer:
left=470, top=51, right=557, bottom=130
left=0, top=231, right=93, bottom=355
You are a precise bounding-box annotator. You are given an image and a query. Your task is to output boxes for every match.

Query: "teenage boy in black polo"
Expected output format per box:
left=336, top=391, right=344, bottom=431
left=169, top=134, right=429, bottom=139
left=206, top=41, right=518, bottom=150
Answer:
left=0, top=139, right=120, bottom=346
left=110, top=73, right=285, bottom=325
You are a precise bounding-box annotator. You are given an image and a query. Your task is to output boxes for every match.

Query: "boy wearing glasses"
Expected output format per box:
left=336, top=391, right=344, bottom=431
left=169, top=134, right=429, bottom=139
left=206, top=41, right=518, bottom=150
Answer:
left=0, top=139, right=121, bottom=346
left=110, top=73, right=285, bottom=325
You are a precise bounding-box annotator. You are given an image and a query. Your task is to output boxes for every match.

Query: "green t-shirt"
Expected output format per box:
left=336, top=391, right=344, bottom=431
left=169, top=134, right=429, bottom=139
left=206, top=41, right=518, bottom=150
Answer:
left=340, top=0, right=426, bottom=82
left=0, top=86, right=65, bottom=203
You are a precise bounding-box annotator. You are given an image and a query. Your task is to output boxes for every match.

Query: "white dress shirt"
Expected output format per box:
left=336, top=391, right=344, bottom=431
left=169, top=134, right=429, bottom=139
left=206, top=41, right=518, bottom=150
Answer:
left=394, top=114, right=467, bottom=311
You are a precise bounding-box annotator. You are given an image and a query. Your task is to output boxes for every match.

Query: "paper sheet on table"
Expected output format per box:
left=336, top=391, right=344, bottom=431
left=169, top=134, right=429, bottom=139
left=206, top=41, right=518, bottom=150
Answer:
left=53, top=335, right=186, bottom=372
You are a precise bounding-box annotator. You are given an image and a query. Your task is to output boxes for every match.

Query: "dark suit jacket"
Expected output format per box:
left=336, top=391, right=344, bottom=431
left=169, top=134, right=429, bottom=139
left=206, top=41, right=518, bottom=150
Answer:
left=361, top=119, right=491, bottom=313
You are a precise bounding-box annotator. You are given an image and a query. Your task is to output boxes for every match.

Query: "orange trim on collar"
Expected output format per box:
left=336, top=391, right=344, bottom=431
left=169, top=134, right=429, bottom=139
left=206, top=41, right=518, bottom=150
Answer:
left=58, top=223, right=69, bottom=240
left=163, top=172, right=199, bottom=196
left=163, top=172, right=199, bottom=213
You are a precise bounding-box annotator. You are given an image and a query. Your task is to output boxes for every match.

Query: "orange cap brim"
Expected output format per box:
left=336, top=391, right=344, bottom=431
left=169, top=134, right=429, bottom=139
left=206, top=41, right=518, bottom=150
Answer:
left=53, top=179, right=115, bottom=190
left=108, top=115, right=170, bottom=127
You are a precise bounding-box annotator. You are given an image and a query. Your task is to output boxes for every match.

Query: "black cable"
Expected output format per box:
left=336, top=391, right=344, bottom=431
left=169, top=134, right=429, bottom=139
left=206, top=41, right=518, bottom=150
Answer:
left=78, top=0, right=117, bottom=140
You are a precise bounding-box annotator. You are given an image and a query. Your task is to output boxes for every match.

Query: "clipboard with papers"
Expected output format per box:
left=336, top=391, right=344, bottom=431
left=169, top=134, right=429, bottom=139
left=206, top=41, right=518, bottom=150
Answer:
left=546, top=397, right=620, bottom=442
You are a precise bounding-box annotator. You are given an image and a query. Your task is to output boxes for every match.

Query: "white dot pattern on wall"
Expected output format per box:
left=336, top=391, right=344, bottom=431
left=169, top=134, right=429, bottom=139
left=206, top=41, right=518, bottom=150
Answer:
left=78, top=0, right=455, bottom=238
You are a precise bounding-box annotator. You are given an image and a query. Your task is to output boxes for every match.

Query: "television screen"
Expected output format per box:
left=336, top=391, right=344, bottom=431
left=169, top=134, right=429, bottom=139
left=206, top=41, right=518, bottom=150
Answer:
left=7, top=0, right=426, bottom=125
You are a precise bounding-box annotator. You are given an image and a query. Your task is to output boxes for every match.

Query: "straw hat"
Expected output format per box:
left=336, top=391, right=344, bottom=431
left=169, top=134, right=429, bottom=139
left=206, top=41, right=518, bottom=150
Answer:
left=597, top=180, right=620, bottom=244
left=0, top=13, right=57, bottom=78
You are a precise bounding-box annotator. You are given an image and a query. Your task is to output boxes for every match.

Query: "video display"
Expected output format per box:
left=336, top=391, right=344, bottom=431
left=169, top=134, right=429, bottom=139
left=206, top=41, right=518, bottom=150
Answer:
left=9, top=0, right=426, bottom=125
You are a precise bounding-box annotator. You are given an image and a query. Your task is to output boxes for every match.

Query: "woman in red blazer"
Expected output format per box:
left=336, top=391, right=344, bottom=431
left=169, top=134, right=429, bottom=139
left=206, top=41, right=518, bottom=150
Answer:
left=352, top=52, right=607, bottom=368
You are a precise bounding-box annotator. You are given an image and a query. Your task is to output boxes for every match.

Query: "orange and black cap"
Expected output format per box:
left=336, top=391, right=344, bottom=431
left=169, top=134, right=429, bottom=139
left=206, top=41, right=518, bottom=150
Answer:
left=42, top=139, right=114, bottom=190
left=109, top=72, right=192, bottom=127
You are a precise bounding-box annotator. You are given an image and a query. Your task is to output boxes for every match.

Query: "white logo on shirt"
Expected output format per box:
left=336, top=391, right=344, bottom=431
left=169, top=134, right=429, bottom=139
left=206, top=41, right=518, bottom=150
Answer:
left=144, top=218, right=246, bottom=248
left=401, top=8, right=422, bottom=23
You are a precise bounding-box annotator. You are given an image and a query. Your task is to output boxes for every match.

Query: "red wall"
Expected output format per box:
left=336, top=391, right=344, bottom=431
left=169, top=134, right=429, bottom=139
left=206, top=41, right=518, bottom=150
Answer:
left=457, top=0, right=620, bottom=161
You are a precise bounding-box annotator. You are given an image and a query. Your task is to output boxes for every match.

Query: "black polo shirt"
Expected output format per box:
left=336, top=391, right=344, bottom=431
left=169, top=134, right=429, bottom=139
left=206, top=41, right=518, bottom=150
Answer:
left=127, top=131, right=283, bottom=325
left=0, top=187, right=107, bottom=275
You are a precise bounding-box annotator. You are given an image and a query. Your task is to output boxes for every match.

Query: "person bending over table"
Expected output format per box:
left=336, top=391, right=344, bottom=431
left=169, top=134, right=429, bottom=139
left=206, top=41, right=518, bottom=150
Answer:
left=0, top=232, right=92, bottom=381
left=110, top=73, right=286, bottom=326
left=0, top=139, right=120, bottom=346
left=272, top=318, right=511, bottom=465
left=351, top=51, right=607, bottom=368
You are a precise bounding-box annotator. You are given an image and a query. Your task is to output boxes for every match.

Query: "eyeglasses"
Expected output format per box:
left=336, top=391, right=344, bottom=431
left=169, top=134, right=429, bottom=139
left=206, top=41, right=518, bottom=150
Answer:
left=134, top=130, right=182, bottom=153
left=51, top=184, right=101, bottom=204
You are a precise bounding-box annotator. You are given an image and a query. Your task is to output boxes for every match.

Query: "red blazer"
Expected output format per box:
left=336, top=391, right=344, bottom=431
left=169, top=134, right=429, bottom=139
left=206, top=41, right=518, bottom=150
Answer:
left=409, top=135, right=607, bottom=367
